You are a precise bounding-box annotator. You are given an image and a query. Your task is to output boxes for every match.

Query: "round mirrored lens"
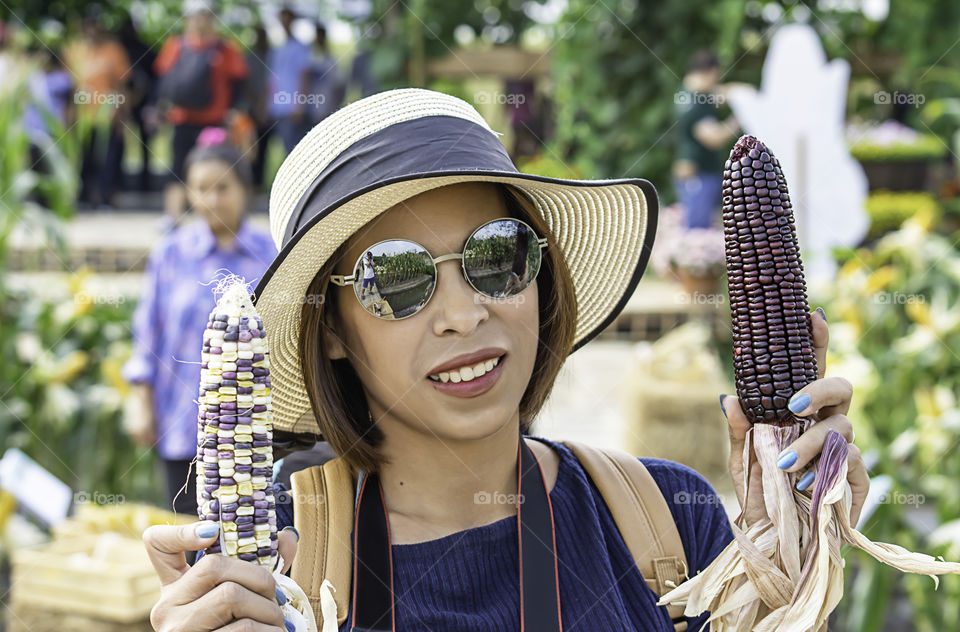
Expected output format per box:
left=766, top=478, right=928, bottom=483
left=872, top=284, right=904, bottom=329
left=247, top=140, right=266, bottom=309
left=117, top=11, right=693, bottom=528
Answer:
left=463, top=219, right=541, bottom=299
left=353, top=240, right=436, bottom=319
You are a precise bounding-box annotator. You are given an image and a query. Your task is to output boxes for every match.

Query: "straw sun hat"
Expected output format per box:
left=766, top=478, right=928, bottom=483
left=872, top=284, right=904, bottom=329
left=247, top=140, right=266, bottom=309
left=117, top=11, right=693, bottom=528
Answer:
left=251, top=87, right=659, bottom=436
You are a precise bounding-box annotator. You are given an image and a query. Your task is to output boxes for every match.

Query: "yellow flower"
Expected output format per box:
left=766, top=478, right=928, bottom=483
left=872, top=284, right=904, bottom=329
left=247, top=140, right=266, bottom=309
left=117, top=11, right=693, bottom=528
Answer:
left=905, top=299, right=932, bottom=327
left=68, top=267, right=96, bottom=317
left=838, top=258, right=864, bottom=282
left=865, top=266, right=897, bottom=294
left=101, top=354, right=130, bottom=398
left=67, top=266, right=94, bottom=296
left=44, top=350, right=89, bottom=384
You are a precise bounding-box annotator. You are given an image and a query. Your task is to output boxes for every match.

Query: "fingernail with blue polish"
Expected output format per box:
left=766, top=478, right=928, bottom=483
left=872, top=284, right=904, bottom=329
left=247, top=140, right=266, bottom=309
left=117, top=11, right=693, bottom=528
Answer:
left=816, top=307, right=827, bottom=323
left=797, top=471, right=816, bottom=491
left=719, top=394, right=728, bottom=418
left=777, top=450, right=798, bottom=470
left=195, top=522, right=219, bottom=538
left=788, top=393, right=811, bottom=414
left=282, top=525, right=300, bottom=541
left=276, top=585, right=287, bottom=605
left=285, top=618, right=296, bottom=632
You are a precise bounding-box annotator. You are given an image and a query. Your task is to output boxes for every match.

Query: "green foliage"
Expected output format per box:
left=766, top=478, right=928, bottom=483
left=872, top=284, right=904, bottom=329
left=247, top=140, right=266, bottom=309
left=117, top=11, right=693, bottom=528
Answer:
left=0, top=72, right=162, bottom=504
left=348, top=0, right=549, bottom=90
left=515, top=153, right=585, bottom=179
left=814, top=222, right=960, bottom=631
left=548, top=0, right=750, bottom=191
left=864, top=191, right=941, bottom=236
left=850, top=135, right=948, bottom=162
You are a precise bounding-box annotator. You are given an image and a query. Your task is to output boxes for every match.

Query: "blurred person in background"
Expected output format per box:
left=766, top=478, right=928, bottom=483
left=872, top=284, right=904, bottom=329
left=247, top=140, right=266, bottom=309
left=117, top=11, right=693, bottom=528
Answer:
left=24, top=46, right=73, bottom=153
left=118, top=12, right=158, bottom=193
left=122, top=127, right=277, bottom=519
left=245, top=24, right=272, bottom=190
left=672, top=48, right=739, bottom=229
left=266, top=6, right=312, bottom=152
left=23, top=46, right=73, bottom=209
left=154, top=0, right=248, bottom=225
left=304, top=20, right=345, bottom=126
left=65, top=13, right=130, bottom=210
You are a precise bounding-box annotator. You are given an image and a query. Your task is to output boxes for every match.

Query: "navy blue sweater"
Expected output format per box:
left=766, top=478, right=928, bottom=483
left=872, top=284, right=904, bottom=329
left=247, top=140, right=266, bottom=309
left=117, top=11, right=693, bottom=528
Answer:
left=272, top=435, right=735, bottom=631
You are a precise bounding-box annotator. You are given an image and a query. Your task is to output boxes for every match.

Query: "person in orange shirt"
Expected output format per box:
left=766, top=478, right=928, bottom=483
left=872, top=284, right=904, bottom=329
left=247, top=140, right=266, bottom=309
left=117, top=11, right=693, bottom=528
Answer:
left=65, top=16, right=131, bottom=209
left=154, top=0, right=248, bottom=224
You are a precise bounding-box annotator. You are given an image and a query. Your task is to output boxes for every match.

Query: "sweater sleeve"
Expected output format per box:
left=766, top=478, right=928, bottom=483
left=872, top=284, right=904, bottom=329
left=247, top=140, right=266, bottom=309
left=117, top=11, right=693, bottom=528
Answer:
left=639, top=457, right=735, bottom=632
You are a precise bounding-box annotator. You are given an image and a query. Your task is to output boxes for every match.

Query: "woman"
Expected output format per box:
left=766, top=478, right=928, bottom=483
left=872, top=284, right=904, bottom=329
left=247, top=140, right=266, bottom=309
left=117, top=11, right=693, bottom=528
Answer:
left=123, top=127, right=277, bottom=518
left=144, top=89, right=869, bottom=632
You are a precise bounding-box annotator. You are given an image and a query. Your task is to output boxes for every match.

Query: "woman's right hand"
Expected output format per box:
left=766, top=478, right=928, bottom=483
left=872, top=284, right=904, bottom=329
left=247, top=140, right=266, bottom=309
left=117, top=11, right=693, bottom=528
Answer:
left=143, top=521, right=290, bottom=631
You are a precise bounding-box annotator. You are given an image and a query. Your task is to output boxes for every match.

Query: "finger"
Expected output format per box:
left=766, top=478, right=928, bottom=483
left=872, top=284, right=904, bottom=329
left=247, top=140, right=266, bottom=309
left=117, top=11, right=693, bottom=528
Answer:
left=776, top=413, right=855, bottom=473
left=810, top=308, right=828, bottom=380
left=170, top=551, right=280, bottom=606
left=786, top=376, right=853, bottom=419
left=184, top=580, right=285, bottom=629
left=278, top=527, right=299, bottom=575
left=846, top=444, right=870, bottom=526
left=144, top=521, right=221, bottom=586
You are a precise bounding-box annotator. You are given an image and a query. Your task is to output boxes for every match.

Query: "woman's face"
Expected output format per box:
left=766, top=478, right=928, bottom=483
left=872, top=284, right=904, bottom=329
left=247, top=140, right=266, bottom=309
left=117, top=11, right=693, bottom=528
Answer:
left=186, top=160, right=248, bottom=237
left=326, top=182, right=540, bottom=443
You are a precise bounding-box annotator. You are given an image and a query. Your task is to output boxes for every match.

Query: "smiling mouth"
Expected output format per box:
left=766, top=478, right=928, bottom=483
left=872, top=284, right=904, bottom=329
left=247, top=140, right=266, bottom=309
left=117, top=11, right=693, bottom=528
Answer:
left=427, top=354, right=505, bottom=384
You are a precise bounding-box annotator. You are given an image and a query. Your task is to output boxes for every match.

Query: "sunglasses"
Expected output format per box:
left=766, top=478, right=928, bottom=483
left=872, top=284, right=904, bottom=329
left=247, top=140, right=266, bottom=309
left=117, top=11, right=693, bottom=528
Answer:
left=330, top=217, right=548, bottom=320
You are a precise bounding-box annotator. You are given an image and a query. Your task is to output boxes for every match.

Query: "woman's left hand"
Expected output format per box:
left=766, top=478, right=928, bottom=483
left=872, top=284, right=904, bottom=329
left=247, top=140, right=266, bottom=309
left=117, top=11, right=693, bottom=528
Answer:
left=722, top=308, right=871, bottom=528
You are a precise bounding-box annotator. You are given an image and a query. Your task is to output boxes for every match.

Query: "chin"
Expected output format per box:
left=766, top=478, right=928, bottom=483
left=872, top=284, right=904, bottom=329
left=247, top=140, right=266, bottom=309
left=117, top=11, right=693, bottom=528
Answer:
left=421, top=409, right=517, bottom=443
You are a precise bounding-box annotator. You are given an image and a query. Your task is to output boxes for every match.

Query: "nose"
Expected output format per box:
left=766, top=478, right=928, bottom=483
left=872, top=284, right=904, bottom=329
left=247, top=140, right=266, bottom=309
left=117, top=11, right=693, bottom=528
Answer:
left=429, top=258, right=488, bottom=335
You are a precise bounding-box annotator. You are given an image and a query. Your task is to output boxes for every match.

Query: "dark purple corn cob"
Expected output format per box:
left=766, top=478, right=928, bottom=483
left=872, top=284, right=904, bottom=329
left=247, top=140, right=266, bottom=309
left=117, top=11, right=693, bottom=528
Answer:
left=722, top=135, right=818, bottom=424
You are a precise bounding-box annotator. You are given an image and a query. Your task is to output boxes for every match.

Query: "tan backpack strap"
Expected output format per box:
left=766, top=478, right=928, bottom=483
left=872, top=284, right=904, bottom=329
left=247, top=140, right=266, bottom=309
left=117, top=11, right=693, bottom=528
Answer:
left=560, top=440, right=690, bottom=632
left=289, top=457, right=356, bottom=629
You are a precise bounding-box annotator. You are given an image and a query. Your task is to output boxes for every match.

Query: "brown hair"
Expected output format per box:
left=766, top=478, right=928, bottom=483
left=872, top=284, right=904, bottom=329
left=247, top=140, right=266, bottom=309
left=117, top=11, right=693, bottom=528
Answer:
left=294, top=182, right=579, bottom=473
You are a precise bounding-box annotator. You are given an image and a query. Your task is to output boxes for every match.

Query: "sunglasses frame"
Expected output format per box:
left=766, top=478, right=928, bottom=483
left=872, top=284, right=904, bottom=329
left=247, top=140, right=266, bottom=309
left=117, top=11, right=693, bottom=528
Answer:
left=329, top=216, right=549, bottom=320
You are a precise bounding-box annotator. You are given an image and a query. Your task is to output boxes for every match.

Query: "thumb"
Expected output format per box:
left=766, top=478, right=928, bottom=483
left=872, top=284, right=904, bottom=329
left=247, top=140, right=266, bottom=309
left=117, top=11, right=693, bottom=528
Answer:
left=278, top=526, right=299, bottom=574
left=721, top=394, right=751, bottom=454
left=143, top=521, right=220, bottom=586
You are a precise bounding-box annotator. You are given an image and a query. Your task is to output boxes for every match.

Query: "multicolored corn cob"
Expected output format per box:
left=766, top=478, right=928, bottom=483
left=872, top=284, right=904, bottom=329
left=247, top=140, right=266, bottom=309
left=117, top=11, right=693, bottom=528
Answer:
left=196, top=281, right=278, bottom=567
left=721, top=135, right=818, bottom=424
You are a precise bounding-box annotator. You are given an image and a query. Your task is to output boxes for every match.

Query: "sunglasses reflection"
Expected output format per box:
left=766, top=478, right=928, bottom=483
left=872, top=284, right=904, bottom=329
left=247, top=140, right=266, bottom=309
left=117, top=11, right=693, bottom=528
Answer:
left=355, top=251, right=397, bottom=319
left=355, top=220, right=540, bottom=320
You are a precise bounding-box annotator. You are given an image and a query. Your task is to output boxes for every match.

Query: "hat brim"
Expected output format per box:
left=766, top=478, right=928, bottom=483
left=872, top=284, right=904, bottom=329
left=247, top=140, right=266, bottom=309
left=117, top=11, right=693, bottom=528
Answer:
left=252, top=170, right=658, bottom=437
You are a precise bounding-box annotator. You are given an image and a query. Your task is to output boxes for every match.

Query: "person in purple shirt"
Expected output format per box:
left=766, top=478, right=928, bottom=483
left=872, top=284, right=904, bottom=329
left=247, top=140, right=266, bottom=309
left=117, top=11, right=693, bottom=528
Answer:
left=266, top=6, right=312, bottom=152
left=122, top=128, right=277, bottom=517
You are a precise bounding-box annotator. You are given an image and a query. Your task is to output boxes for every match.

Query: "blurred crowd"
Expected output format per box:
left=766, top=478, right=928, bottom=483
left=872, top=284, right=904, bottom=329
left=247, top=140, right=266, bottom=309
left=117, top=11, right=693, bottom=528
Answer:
left=0, top=0, right=370, bottom=222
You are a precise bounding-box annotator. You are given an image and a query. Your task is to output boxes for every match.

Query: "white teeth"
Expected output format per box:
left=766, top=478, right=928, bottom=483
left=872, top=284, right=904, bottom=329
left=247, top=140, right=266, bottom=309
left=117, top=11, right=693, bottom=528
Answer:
left=429, top=355, right=502, bottom=383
